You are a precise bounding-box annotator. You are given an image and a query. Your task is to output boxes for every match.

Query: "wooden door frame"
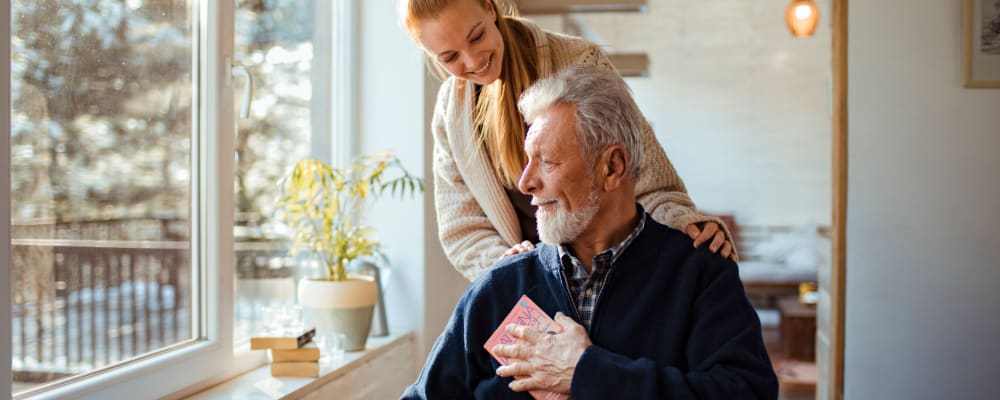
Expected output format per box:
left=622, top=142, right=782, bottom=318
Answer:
left=829, top=0, right=847, bottom=399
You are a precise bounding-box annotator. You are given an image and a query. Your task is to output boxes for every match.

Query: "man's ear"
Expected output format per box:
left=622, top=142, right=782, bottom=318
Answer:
left=598, top=145, right=628, bottom=191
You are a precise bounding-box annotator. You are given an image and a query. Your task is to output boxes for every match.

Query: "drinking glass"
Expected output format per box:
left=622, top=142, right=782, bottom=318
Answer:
left=315, top=332, right=347, bottom=364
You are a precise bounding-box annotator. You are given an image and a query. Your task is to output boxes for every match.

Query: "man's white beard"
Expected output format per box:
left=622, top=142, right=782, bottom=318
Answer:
left=534, top=191, right=599, bottom=245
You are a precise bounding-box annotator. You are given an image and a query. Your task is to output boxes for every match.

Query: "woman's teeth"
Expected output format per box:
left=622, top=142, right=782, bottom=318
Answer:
left=472, top=56, right=491, bottom=75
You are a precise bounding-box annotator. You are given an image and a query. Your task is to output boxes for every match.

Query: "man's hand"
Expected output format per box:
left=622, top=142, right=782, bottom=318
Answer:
left=493, top=313, right=591, bottom=394
left=500, top=240, right=535, bottom=259
left=685, top=221, right=738, bottom=261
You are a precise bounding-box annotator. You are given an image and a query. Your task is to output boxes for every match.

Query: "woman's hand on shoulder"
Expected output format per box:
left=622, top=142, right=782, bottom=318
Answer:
left=685, top=222, right=738, bottom=262
left=500, top=240, right=536, bottom=259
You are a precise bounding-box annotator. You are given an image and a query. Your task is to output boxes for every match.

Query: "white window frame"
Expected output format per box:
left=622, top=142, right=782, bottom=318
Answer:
left=329, top=0, right=359, bottom=167
left=3, top=0, right=13, bottom=397
left=5, top=1, right=240, bottom=398
left=306, top=0, right=357, bottom=167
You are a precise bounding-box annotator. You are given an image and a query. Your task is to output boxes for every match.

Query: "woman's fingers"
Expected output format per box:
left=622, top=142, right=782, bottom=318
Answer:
left=685, top=224, right=701, bottom=240
left=499, top=241, right=535, bottom=259
left=691, top=222, right=718, bottom=247
left=720, top=241, right=732, bottom=259
left=709, top=230, right=725, bottom=252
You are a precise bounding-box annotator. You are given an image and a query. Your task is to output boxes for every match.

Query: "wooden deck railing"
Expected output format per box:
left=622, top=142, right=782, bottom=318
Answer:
left=10, top=216, right=295, bottom=386
left=11, top=238, right=190, bottom=378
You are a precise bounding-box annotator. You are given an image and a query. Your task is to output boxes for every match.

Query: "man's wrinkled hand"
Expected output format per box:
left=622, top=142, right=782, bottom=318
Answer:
left=493, top=313, right=591, bottom=394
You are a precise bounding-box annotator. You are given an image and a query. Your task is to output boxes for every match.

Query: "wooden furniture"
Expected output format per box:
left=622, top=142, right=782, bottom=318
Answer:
left=743, top=280, right=805, bottom=309
left=701, top=214, right=821, bottom=310
left=777, top=296, right=816, bottom=361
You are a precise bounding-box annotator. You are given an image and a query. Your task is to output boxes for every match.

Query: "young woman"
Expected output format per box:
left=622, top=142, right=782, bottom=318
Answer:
left=400, top=0, right=735, bottom=281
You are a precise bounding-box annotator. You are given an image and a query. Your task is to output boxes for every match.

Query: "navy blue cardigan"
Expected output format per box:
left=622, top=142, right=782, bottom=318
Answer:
left=402, top=215, right=778, bottom=399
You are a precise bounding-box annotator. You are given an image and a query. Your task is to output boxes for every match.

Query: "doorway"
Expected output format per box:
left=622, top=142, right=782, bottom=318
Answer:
left=518, top=1, right=846, bottom=398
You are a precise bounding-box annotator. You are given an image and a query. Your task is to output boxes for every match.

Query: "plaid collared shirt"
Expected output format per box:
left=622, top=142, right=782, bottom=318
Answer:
left=558, top=209, right=646, bottom=332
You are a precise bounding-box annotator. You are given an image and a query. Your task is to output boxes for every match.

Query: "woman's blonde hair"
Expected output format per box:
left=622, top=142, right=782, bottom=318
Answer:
left=401, top=0, right=538, bottom=188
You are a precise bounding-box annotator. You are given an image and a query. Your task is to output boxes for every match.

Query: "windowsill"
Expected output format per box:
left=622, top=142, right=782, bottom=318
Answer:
left=186, top=331, right=414, bottom=399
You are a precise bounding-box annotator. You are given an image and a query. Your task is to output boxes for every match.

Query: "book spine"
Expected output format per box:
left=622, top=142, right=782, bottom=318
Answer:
left=270, top=348, right=321, bottom=362
left=296, top=328, right=316, bottom=347
left=270, top=362, right=319, bottom=378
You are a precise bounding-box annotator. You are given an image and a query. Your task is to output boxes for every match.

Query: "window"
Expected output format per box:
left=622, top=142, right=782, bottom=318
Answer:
left=10, top=0, right=197, bottom=393
left=5, top=0, right=353, bottom=397
left=230, top=0, right=353, bottom=345
left=6, top=1, right=238, bottom=398
left=231, top=0, right=315, bottom=344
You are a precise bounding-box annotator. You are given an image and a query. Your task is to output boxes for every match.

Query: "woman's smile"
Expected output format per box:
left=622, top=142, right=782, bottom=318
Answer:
left=469, top=54, right=492, bottom=76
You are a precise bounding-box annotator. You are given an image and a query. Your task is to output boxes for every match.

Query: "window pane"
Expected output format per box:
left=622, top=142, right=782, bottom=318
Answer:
left=10, top=0, right=194, bottom=393
left=232, top=0, right=314, bottom=342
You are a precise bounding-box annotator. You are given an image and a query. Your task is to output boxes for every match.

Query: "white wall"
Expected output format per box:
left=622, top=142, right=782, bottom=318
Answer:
left=357, top=0, right=468, bottom=361
left=357, top=0, right=423, bottom=340
left=577, top=0, right=832, bottom=226
left=846, top=1, right=1000, bottom=399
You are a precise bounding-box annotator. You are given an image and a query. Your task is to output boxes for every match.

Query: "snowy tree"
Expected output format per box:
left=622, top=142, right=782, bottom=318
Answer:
left=234, top=0, right=314, bottom=224
left=11, top=0, right=316, bottom=233
left=11, top=0, right=192, bottom=225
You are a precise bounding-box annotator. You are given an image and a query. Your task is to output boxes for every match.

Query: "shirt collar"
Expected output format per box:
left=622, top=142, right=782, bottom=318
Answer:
left=557, top=204, right=646, bottom=268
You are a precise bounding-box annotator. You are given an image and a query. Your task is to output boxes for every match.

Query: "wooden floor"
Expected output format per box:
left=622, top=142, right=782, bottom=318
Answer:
left=762, top=327, right=816, bottom=400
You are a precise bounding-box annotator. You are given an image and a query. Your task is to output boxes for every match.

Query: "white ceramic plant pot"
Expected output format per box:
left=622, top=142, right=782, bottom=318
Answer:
left=297, top=276, right=377, bottom=351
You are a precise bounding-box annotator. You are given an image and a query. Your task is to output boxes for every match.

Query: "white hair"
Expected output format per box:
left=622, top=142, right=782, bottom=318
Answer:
left=517, top=65, right=645, bottom=179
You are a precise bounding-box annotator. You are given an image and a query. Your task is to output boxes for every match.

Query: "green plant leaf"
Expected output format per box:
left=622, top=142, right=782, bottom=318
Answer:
left=274, top=153, right=423, bottom=280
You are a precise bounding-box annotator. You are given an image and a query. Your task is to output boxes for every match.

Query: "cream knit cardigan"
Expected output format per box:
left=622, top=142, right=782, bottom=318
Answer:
left=432, top=21, right=731, bottom=281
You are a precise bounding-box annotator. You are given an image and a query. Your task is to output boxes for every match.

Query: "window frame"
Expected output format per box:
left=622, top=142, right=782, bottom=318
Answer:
left=5, top=1, right=237, bottom=398
left=3, top=0, right=13, bottom=397
left=329, top=0, right=359, bottom=167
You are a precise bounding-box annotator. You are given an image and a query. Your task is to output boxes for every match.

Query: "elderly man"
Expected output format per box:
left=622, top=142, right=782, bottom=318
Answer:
left=401, top=65, right=778, bottom=399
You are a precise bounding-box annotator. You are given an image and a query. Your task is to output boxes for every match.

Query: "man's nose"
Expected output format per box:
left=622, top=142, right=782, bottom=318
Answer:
left=517, top=164, right=536, bottom=195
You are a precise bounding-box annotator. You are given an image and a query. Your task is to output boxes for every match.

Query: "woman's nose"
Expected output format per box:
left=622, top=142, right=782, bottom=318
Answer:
left=461, top=52, right=478, bottom=71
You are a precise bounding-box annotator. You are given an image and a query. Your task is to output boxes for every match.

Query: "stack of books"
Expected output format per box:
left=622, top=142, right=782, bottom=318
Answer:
left=250, top=327, right=320, bottom=377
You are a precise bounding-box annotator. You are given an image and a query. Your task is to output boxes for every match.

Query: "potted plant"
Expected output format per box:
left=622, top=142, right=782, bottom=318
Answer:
left=275, top=153, right=422, bottom=351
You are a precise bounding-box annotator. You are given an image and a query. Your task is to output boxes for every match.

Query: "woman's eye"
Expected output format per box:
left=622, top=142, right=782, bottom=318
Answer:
left=443, top=54, right=457, bottom=63
left=471, top=31, right=484, bottom=43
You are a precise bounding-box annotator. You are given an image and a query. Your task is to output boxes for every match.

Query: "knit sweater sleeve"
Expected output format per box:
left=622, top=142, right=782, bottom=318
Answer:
left=431, top=79, right=514, bottom=281
left=574, top=44, right=736, bottom=254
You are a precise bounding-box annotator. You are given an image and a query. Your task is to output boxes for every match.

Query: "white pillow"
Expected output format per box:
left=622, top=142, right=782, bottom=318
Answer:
left=755, top=225, right=827, bottom=270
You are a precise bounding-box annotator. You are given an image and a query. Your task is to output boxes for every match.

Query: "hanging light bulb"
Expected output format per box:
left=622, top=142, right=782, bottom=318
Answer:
left=786, top=0, right=819, bottom=37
